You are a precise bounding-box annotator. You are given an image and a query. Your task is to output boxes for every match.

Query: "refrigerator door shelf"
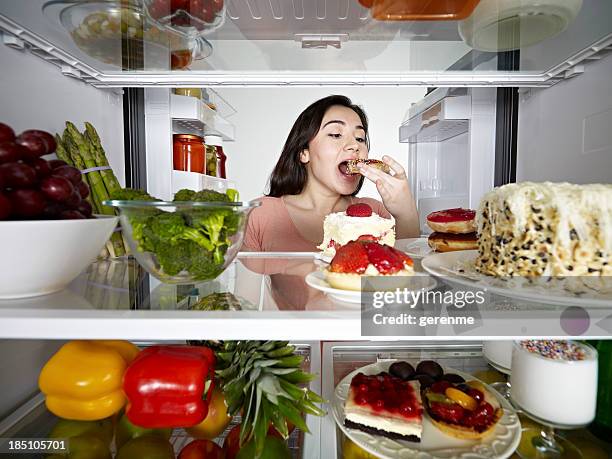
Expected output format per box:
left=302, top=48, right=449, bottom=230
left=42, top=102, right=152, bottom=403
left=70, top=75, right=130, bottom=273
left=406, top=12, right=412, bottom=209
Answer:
left=172, top=170, right=235, bottom=194
left=400, top=95, right=471, bottom=143
left=171, top=93, right=235, bottom=141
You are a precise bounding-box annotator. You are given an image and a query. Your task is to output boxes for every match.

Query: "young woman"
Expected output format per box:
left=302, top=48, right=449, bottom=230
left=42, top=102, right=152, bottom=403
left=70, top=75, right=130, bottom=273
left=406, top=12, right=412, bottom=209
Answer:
left=243, top=95, right=419, bottom=252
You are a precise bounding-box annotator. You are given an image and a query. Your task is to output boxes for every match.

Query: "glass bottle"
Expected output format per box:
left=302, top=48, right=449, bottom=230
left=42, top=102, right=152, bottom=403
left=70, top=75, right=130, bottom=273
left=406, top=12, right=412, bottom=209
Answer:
left=204, top=135, right=226, bottom=179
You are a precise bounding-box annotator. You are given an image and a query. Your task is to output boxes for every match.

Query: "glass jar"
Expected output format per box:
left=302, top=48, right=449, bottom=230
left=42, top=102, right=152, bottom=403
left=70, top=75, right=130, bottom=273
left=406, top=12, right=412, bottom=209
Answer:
left=204, top=135, right=226, bottom=179
left=173, top=134, right=205, bottom=174
left=204, top=145, right=217, bottom=177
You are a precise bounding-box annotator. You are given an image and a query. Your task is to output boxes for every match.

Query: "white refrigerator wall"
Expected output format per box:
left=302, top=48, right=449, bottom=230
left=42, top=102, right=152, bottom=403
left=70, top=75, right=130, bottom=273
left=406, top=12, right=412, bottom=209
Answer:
left=0, top=44, right=124, bottom=419
left=0, top=44, right=126, bottom=185
left=214, top=87, right=426, bottom=202
left=517, top=54, right=612, bottom=184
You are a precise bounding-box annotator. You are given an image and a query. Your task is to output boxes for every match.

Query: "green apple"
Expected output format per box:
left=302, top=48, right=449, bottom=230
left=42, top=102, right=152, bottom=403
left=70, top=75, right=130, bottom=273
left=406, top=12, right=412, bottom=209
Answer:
left=115, top=413, right=173, bottom=449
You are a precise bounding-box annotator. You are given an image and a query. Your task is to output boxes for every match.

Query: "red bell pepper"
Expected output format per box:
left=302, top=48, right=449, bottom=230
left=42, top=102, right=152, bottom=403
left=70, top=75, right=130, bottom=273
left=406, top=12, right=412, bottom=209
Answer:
left=123, top=345, right=215, bottom=429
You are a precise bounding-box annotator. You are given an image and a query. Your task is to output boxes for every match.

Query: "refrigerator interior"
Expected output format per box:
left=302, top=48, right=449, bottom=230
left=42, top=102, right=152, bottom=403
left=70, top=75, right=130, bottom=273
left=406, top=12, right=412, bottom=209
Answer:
left=0, top=0, right=612, bottom=458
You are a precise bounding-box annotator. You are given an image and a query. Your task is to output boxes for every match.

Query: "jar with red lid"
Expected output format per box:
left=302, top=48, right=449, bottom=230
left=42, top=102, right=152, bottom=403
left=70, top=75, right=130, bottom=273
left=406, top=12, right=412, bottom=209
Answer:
left=173, top=134, right=205, bottom=174
left=204, top=135, right=227, bottom=179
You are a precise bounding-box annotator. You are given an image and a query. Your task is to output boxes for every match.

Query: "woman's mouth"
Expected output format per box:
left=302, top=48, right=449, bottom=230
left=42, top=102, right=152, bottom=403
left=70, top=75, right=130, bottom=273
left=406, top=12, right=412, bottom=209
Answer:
left=337, top=161, right=359, bottom=182
left=338, top=161, right=358, bottom=176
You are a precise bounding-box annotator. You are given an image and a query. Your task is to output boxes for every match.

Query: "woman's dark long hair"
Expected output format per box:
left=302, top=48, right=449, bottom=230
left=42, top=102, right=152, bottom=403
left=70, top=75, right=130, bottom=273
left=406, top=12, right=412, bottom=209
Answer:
left=267, top=95, right=369, bottom=197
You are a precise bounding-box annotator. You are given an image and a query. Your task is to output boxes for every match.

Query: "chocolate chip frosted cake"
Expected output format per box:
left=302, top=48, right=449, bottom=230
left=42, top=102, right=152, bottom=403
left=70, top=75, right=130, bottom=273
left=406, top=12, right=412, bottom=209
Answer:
left=475, top=182, right=612, bottom=277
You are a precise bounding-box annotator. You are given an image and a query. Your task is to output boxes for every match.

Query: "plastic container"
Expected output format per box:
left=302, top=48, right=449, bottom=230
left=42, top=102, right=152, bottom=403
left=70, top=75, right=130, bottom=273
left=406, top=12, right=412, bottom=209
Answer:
left=370, top=0, right=481, bottom=20
left=458, top=0, right=583, bottom=52
left=204, top=135, right=226, bottom=179
left=173, top=134, right=205, bottom=174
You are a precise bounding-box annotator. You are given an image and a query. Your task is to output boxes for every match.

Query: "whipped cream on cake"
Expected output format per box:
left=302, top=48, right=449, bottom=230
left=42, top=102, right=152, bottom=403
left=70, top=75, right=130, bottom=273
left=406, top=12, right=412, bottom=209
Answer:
left=344, top=372, right=423, bottom=442
left=476, top=182, right=612, bottom=277
left=318, top=203, right=395, bottom=258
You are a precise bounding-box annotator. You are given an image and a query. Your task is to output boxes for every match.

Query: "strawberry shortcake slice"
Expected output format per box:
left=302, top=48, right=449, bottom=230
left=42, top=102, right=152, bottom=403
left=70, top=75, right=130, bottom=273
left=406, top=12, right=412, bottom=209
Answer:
left=317, top=203, right=395, bottom=258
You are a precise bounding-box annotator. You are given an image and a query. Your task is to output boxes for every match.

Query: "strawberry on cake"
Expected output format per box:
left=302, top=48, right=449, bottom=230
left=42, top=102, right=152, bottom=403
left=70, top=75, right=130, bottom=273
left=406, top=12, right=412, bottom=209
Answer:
left=324, top=239, right=414, bottom=291
left=344, top=372, right=423, bottom=442
left=318, top=203, right=395, bottom=258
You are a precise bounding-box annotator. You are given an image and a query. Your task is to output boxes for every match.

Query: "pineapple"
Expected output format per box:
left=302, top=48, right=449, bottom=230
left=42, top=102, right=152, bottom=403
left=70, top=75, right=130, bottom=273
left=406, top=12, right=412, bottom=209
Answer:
left=215, top=341, right=326, bottom=457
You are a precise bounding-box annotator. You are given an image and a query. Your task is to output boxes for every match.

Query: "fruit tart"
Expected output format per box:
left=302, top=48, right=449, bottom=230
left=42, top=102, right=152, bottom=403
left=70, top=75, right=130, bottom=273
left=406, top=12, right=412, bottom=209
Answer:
left=344, top=372, right=423, bottom=442
left=324, top=239, right=414, bottom=291
left=422, top=379, right=503, bottom=440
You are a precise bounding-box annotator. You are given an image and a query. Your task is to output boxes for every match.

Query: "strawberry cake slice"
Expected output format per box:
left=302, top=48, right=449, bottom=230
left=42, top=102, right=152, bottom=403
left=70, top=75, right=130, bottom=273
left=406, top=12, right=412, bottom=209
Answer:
left=317, top=203, right=395, bottom=258
left=324, top=240, right=414, bottom=291
left=344, top=372, right=423, bottom=442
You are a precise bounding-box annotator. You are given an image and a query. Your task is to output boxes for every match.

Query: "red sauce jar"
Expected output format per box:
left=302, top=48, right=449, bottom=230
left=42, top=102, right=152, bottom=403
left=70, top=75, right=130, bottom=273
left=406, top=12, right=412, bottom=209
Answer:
left=173, top=134, right=205, bottom=174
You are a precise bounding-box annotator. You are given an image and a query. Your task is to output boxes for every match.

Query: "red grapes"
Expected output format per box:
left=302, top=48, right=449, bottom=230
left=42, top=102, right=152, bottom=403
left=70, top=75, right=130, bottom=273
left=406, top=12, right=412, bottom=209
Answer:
left=0, top=124, right=93, bottom=220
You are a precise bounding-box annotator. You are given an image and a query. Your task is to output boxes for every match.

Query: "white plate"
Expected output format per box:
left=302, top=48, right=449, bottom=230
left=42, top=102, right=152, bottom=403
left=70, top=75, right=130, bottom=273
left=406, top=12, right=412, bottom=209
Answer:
left=333, top=361, right=521, bottom=459
left=395, top=238, right=433, bottom=259
left=305, top=271, right=437, bottom=304
left=421, top=251, right=612, bottom=308
left=314, top=252, right=333, bottom=264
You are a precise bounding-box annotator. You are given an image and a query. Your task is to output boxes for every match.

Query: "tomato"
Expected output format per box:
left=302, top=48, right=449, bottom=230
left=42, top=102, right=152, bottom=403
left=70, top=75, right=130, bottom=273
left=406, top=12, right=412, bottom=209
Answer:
left=222, top=424, right=241, bottom=459
left=186, top=388, right=233, bottom=440
left=207, top=0, right=224, bottom=14
left=171, top=0, right=190, bottom=12
left=179, top=439, right=224, bottom=459
left=148, top=0, right=172, bottom=18
left=188, top=0, right=215, bottom=23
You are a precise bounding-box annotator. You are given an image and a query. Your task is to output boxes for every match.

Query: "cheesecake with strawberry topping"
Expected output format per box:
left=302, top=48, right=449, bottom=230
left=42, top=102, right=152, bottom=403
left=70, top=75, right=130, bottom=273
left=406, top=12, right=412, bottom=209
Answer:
left=324, top=239, right=414, bottom=291
left=318, top=203, right=395, bottom=258
left=344, top=372, right=423, bottom=442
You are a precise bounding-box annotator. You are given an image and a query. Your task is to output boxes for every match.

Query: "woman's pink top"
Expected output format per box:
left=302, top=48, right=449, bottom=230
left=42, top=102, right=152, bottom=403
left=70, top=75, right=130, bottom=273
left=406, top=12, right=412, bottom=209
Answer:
left=243, top=196, right=391, bottom=252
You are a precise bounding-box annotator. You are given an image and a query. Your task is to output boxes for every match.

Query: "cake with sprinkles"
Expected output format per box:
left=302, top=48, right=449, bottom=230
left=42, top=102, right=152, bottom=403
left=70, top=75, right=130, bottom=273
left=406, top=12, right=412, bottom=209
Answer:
left=475, top=182, right=612, bottom=277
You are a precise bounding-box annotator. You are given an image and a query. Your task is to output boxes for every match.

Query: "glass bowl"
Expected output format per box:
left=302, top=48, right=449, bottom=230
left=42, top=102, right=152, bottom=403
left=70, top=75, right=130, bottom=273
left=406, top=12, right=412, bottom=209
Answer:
left=103, top=199, right=260, bottom=284
left=143, top=0, right=226, bottom=37
left=44, top=0, right=212, bottom=69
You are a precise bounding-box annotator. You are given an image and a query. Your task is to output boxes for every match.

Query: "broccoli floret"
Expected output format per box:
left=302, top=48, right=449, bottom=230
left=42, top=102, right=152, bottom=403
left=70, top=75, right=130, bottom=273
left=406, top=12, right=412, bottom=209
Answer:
left=192, top=189, right=231, bottom=202
left=110, top=188, right=158, bottom=201
left=223, top=212, right=241, bottom=236
left=150, top=213, right=187, bottom=243
left=189, top=249, right=225, bottom=280
left=180, top=227, right=215, bottom=251
left=173, top=189, right=196, bottom=201
left=226, top=188, right=239, bottom=202
left=156, top=240, right=194, bottom=276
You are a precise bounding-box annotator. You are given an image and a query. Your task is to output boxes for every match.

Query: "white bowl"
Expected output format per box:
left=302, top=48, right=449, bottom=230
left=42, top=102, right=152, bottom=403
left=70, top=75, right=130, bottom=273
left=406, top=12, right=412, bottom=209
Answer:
left=0, top=216, right=119, bottom=299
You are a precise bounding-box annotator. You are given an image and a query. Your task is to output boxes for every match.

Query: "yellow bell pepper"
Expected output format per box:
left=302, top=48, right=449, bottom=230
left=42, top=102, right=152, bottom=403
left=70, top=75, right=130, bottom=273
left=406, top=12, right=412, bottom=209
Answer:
left=39, top=340, right=139, bottom=421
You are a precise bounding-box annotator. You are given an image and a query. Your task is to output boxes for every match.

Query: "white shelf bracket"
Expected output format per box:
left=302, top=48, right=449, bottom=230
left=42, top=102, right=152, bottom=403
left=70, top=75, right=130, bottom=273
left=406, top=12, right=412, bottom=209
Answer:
left=2, top=31, right=24, bottom=50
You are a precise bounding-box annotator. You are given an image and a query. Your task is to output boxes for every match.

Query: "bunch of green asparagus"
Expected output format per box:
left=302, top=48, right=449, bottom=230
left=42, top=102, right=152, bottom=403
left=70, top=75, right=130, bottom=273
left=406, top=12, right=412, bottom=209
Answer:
left=55, top=121, right=128, bottom=257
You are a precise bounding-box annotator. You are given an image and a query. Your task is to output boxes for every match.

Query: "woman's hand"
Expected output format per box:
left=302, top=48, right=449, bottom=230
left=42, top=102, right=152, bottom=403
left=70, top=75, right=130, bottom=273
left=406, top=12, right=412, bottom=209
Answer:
left=357, top=155, right=420, bottom=238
